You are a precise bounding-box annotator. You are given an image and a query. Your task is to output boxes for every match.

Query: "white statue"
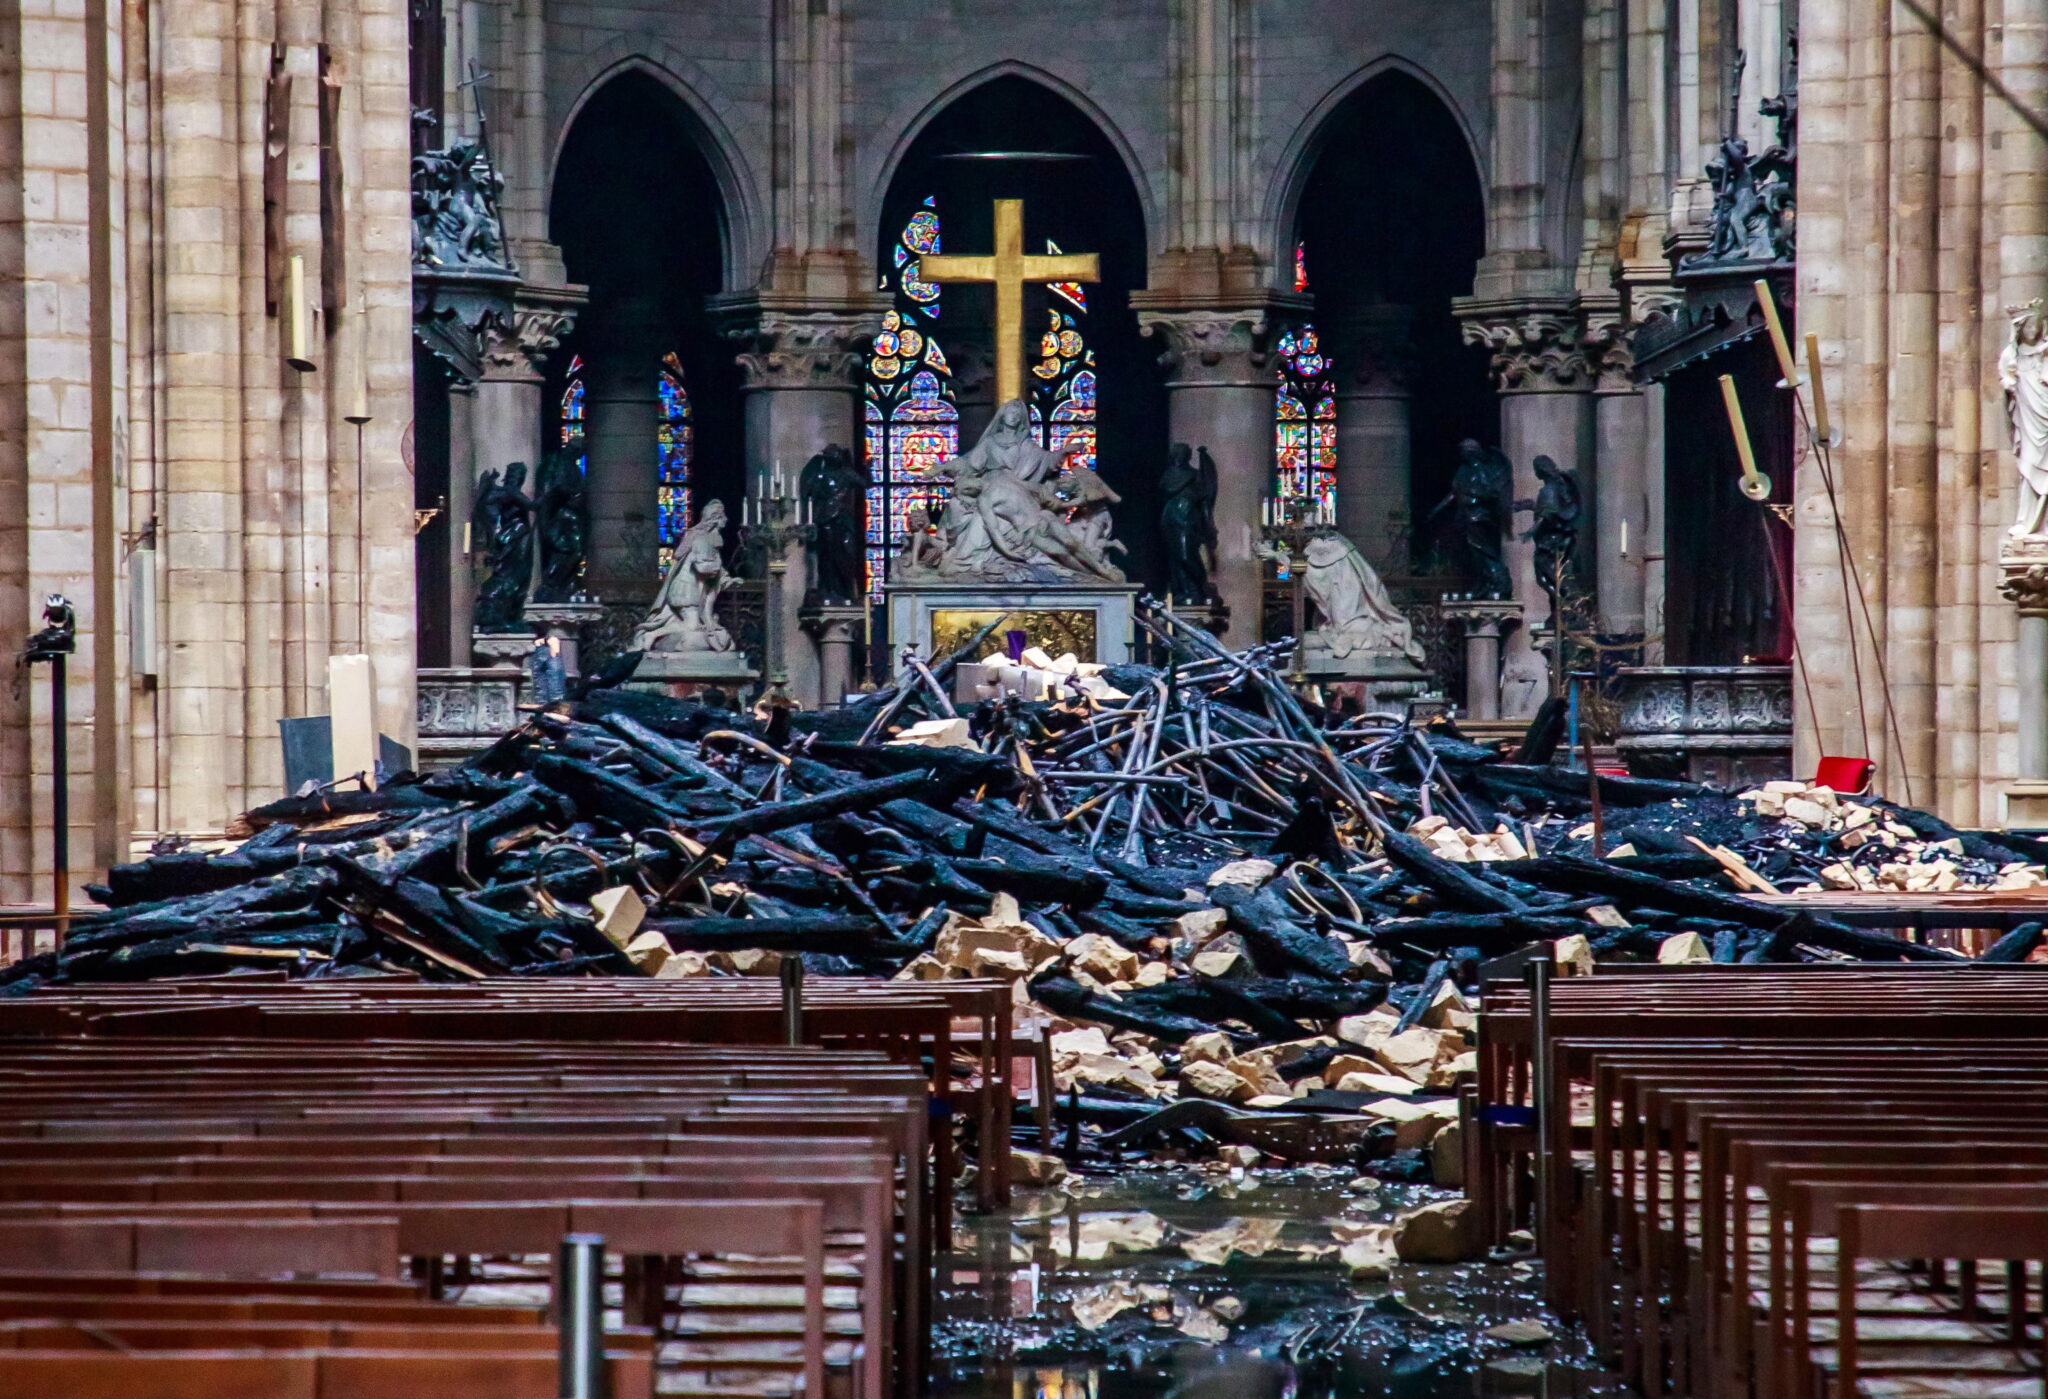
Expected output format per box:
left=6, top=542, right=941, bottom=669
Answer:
left=1062, top=465, right=1128, bottom=571
left=2002, top=303, right=2048, bottom=537
left=893, top=398, right=1125, bottom=585
left=1285, top=532, right=1426, bottom=666
left=631, top=499, right=737, bottom=653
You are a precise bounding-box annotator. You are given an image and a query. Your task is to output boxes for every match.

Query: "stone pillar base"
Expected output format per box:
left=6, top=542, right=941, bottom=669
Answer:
left=802, top=603, right=868, bottom=707
left=2003, top=781, right=2048, bottom=831
left=635, top=651, right=760, bottom=704
left=1442, top=597, right=1522, bottom=722
left=526, top=600, right=605, bottom=677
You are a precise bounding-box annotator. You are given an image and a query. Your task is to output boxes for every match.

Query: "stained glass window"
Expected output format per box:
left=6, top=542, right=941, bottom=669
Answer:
left=865, top=196, right=960, bottom=599
left=1030, top=303, right=1096, bottom=474
left=555, top=352, right=693, bottom=577
left=1276, top=244, right=1336, bottom=521
left=560, top=356, right=586, bottom=465
left=657, top=354, right=692, bottom=573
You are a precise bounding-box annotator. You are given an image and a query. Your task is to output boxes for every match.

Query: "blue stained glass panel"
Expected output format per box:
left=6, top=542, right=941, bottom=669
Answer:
left=656, top=359, right=693, bottom=574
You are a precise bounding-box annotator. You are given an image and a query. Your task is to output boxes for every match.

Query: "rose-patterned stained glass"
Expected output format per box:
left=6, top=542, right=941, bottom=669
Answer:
left=1045, top=238, right=1087, bottom=312
left=656, top=354, right=693, bottom=574
left=863, top=371, right=956, bottom=595
left=1277, top=242, right=1335, bottom=518
left=1276, top=323, right=1336, bottom=519
left=865, top=197, right=960, bottom=599
left=1029, top=307, right=1097, bottom=475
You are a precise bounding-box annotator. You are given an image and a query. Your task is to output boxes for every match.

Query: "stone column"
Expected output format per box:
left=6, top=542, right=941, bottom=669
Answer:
left=1442, top=597, right=1523, bottom=721
left=1325, top=308, right=1414, bottom=575
left=1141, top=310, right=1276, bottom=641
left=471, top=294, right=581, bottom=635
left=1586, top=312, right=1649, bottom=638
left=1459, top=305, right=1595, bottom=717
left=445, top=384, right=478, bottom=662
left=804, top=606, right=865, bottom=706
left=2000, top=541, right=2048, bottom=826
left=581, top=298, right=665, bottom=608
left=727, top=308, right=873, bottom=707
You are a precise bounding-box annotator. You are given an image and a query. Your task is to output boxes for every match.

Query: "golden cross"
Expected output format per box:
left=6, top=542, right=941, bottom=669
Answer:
left=920, top=198, right=1099, bottom=408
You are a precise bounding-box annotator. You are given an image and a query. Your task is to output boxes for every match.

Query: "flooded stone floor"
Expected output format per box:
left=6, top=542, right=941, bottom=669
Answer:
left=931, top=1163, right=1619, bottom=1399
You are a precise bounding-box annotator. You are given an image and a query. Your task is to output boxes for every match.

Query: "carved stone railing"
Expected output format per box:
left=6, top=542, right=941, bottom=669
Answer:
left=1613, top=665, right=1793, bottom=787
left=416, top=666, right=525, bottom=769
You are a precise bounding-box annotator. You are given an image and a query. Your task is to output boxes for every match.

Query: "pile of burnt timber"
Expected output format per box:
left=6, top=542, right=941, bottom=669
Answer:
left=6, top=608, right=2044, bottom=1164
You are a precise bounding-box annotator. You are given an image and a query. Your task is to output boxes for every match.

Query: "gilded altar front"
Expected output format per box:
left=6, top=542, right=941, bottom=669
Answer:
left=930, top=608, right=1099, bottom=664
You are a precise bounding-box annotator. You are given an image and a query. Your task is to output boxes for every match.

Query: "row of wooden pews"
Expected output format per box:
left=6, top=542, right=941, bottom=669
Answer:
left=1479, top=964, right=2048, bottom=1399
left=0, top=975, right=1018, bottom=1399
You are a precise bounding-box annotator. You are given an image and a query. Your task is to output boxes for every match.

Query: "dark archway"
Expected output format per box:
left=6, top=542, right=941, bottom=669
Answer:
left=870, top=76, right=1163, bottom=610
left=1293, top=71, right=1491, bottom=575
left=548, top=71, right=740, bottom=607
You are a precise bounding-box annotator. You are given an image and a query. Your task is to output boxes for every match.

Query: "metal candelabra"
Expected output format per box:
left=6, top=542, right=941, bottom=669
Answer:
left=739, top=468, right=815, bottom=692
left=1256, top=495, right=1336, bottom=682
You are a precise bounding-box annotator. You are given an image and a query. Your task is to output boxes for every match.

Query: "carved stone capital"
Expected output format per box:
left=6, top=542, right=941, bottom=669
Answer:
left=1140, top=310, right=1275, bottom=387
left=479, top=302, right=580, bottom=383
left=726, top=311, right=874, bottom=391
left=1627, top=283, right=1684, bottom=326
left=1458, top=308, right=1593, bottom=393
left=2000, top=536, right=2048, bottom=616
left=1581, top=315, right=1637, bottom=394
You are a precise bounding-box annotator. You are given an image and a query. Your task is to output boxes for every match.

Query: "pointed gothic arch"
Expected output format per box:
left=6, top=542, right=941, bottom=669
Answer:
left=861, top=61, right=1159, bottom=265
left=1264, top=57, right=1488, bottom=278
left=550, top=50, right=764, bottom=292
left=547, top=69, right=742, bottom=604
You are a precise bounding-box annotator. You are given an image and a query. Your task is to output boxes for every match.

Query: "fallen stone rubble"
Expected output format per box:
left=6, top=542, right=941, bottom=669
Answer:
left=11, top=613, right=2048, bottom=1187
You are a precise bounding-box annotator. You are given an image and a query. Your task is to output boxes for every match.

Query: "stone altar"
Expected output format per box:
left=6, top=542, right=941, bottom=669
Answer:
left=883, top=396, right=1136, bottom=672
left=886, top=585, right=1139, bottom=673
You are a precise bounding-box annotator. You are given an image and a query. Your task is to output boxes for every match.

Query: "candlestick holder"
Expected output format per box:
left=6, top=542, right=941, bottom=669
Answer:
left=1255, top=496, right=1338, bottom=681
left=740, top=485, right=816, bottom=691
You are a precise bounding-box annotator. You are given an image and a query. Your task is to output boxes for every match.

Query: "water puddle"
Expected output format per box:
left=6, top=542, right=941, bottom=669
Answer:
left=933, top=1164, right=1616, bottom=1398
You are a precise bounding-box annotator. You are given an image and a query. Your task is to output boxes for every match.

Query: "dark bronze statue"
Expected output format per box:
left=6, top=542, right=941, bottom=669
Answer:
left=801, top=442, right=869, bottom=604
left=532, top=447, right=589, bottom=604
left=1519, top=453, right=1583, bottom=599
left=472, top=461, right=534, bottom=631
left=1431, top=439, right=1513, bottom=599
left=1681, top=48, right=1796, bottom=268
left=1158, top=443, right=1219, bottom=604
left=411, top=141, right=513, bottom=273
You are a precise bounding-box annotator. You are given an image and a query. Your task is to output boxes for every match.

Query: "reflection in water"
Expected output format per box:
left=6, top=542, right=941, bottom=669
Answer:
left=932, top=1165, right=1616, bottom=1399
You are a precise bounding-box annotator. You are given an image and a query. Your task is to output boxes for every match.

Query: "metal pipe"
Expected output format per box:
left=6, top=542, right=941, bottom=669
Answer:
left=556, top=1232, right=608, bottom=1399
left=51, top=655, right=67, bottom=941
left=780, top=951, right=804, bottom=1045
left=1525, top=955, right=1555, bottom=1291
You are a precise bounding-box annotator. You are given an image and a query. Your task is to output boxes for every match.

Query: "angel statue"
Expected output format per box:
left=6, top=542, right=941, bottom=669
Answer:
left=1159, top=443, right=1219, bottom=603
left=630, top=500, right=737, bottom=654
left=1429, top=439, right=1513, bottom=599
